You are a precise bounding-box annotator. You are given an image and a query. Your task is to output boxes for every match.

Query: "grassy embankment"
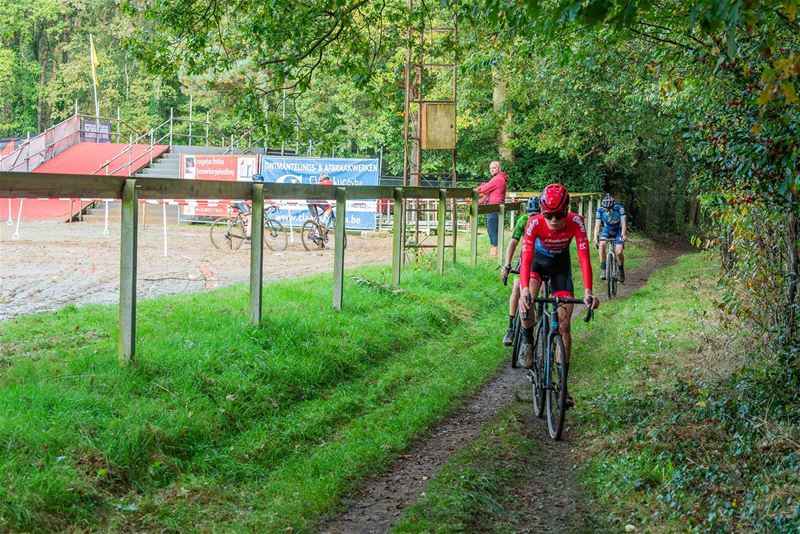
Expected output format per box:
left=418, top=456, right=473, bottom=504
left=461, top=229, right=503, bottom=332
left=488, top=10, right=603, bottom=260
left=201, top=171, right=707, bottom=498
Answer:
left=395, top=251, right=800, bottom=533
left=0, top=229, right=652, bottom=532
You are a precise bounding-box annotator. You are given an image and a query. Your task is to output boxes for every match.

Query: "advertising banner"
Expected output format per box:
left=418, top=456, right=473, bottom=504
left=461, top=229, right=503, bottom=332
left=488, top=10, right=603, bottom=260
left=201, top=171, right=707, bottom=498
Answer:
left=179, top=154, right=260, bottom=219
left=259, top=156, right=379, bottom=231
left=81, top=120, right=112, bottom=143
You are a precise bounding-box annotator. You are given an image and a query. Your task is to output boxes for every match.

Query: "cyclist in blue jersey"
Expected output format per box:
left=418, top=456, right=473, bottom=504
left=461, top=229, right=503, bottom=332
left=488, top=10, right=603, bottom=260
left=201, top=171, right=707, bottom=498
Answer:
left=501, top=196, right=543, bottom=345
left=593, top=194, right=628, bottom=283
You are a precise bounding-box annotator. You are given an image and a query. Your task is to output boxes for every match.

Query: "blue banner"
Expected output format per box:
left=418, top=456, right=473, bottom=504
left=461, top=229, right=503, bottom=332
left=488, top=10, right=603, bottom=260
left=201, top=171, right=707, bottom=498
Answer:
left=260, top=156, right=380, bottom=230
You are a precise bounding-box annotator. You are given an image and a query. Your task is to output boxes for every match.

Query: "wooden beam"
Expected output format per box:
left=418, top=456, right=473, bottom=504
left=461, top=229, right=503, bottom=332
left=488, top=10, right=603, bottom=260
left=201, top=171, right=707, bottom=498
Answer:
left=470, top=189, right=479, bottom=266
left=497, top=203, right=506, bottom=268
left=333, top=187, right=346, bottom=310
left=437, top=189, right=446, bottom=274
left=0, top=172, right=125, bottom=198
left=392, top=187, right=403, bottom=286
left=249, top=183, right=264, bottom=325
left=119, top=179, right=138, bottom=364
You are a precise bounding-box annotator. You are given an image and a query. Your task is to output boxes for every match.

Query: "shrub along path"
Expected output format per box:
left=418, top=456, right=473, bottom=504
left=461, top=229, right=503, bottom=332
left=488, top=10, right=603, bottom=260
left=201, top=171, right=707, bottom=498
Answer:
left=321, top=241, right=690, bottom=533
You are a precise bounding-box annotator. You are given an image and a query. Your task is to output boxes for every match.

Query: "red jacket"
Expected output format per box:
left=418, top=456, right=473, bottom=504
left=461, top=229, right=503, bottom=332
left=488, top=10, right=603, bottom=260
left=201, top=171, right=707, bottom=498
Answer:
left=477, top=171, right=507, bottom=205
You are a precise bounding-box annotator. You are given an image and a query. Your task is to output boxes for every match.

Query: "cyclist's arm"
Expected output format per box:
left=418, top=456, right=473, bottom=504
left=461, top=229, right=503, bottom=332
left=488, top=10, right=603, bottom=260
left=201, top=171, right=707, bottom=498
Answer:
left=519, top=219, right=538, bottom=291
left=504, top=238, right=519, bottom=271
left=571, top=215, right=593, bottom=295
left=619, top=206, right=628, bottom=240
left=593, top=219, right=601, bottom=242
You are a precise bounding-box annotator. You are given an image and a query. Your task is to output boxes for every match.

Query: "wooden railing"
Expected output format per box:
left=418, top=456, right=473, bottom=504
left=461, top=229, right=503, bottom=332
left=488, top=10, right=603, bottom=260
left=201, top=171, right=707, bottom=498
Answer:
left=1, top=172, right=601, bottom=364
left=1, top=172, right=480, bottom=363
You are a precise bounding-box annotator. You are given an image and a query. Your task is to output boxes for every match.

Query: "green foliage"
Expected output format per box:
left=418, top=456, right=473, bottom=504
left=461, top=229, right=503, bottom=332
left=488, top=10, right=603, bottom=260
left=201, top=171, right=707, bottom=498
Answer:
left=504, top=150, right=604, bottom=192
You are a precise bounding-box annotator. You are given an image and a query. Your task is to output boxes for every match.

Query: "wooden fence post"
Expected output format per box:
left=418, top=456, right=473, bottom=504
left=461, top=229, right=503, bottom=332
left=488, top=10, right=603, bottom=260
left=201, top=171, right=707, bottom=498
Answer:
left=497, top=203, right=505, bottom=268
left=437, top=189, right=446, bottom=274
left=470, top=189, right=479, bottom=266
left=333, top=187, right=346, bottom=310
left=119, top=179, right=138, bottom=364
left=451, top=198, right=458, bottom=264
left=392, top=187, right=403, bottom=286
left=588, top=196, right=595, bottom=230
left=249, top=183, right=264, bottom=325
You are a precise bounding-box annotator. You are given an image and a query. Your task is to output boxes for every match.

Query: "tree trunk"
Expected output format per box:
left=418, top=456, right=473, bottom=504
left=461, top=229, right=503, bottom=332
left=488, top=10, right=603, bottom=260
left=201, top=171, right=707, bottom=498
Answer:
left=492, top=69, right=514, bottom=162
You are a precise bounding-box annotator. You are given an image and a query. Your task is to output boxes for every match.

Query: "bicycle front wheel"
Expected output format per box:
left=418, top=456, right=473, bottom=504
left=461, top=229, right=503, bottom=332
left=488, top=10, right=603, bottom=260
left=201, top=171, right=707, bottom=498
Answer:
left=545, top=334, right=568, bottom=440
left=301, top=220, right=325, bottom=251
left=606, top=250, right=616, bottom=299
left=264, top=219, right=288, bottom=251
left=210, top=217, right=245, bottom=250
left=531, top=317, right=546, bottom=419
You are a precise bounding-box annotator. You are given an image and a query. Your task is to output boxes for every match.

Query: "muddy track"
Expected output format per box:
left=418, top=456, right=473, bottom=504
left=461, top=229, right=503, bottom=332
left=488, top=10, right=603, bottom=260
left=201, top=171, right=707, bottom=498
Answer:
left=320, top=244, right=690, bottom=534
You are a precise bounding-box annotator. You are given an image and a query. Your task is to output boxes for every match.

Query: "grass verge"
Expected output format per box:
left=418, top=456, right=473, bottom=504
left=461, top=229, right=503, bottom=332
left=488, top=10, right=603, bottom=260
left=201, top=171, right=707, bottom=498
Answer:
left=395, top=252, right=800, bottom=533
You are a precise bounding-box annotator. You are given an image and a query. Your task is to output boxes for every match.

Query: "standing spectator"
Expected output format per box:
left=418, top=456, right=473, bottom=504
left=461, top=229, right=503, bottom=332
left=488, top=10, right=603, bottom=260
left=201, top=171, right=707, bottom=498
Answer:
left=477, top=160, right=508, bottom=257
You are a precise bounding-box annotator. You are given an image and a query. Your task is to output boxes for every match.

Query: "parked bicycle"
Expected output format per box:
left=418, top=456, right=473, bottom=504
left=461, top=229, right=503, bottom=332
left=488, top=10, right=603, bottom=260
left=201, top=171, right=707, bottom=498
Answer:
left=301, top=209, right=347, bottom=251
left=523, top=278, right=594, bottom=440
left=209, top=204, right=287, bottom=251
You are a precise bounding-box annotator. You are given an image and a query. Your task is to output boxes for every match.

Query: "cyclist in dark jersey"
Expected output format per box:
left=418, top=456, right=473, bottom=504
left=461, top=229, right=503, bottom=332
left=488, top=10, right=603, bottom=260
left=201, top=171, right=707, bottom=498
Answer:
left=517, top=184, right=598, bottom=387
left=307, top=173, right=335, bottom=227
left=501, top=196, right=543, bottom=345
left=593, top=194, right=628, bottom=282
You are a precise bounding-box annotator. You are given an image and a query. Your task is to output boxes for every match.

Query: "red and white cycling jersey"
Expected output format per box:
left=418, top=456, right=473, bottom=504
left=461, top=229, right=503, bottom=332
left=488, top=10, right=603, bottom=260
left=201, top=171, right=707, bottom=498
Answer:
left=519, top=213, right=593, bottom=293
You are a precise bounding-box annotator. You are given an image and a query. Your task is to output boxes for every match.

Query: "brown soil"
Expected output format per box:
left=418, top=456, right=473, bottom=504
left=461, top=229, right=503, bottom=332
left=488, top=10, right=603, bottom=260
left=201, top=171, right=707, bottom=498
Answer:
left=320, top=245, right=690, bottom=534
left=0, top=215, right=392, bottom=321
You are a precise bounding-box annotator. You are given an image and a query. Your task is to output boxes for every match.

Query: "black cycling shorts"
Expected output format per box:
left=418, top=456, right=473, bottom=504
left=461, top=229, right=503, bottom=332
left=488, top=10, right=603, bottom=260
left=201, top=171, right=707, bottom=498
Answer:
left=530, top=251, right=574, bottom=297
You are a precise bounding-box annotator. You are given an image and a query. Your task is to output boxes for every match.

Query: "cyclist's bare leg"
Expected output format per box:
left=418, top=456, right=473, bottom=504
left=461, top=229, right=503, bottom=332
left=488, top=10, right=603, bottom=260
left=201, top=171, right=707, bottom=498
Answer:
left=616, top=243, right=624, bottom=266
left=509, top=278, right=520, bottom=316
left=598, top=239, right=608, bottom=262
left=244, top=213, right=252, bottom=238
left=519, top=278, right=542, bottom=330
left=557, top=303, right=574, bottom=363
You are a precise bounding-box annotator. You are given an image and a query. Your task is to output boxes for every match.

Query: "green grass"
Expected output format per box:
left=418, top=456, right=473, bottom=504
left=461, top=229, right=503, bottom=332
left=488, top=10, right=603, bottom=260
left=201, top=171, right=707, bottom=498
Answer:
left=393, top=251, right=800, bottom=533
left=0, top=230, right=653, bottom=532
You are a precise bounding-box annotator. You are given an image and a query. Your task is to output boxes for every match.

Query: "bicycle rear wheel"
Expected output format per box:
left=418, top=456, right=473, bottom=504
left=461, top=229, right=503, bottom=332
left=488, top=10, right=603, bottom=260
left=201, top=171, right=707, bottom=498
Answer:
left=301, top=220, right=324, bottom=251
left=210, top=217, right=245, bottom=250
left=546, top=334, right=568, bottom=440
left=531, top=316, right=546, bottom=418
left=511, top=313, right=522, bottom=368
left=264, top=219, right=288, bottom=251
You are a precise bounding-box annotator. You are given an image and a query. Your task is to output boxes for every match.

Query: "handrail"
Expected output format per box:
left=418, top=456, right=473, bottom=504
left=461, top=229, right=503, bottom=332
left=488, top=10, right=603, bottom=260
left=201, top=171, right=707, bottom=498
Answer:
left=94, top=117, right=172, bottom=175
left=0, top=172, right=477, bottom=201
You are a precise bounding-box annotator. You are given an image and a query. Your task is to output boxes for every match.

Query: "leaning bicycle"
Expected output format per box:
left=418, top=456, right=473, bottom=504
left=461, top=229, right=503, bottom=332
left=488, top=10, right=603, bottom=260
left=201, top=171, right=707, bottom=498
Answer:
left=524, top=285, right=594, bottom=440
left=301, top=211, right=347, bottom=251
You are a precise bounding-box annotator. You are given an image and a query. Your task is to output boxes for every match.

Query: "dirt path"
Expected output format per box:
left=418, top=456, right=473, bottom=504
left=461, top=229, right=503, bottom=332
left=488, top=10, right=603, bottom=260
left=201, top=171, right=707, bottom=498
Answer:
left=320, top=244, right=689, bottom=534
left=0, top=216, right=392, bottom=321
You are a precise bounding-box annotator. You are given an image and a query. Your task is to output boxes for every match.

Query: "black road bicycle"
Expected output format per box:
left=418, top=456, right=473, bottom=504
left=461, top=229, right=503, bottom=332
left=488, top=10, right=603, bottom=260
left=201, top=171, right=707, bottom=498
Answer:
left=597, top=238, right=621, bottom=299
left=210, top=205, right=287, bottom=251
left=301, top=210, right=347, bottom=251
left=523, top=281, right=594, bottom=440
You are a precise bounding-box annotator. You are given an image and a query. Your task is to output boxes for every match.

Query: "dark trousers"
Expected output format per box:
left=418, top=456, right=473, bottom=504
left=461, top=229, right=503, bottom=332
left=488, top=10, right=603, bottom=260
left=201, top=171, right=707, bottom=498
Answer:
left=487, top=212, right=499, bottom=246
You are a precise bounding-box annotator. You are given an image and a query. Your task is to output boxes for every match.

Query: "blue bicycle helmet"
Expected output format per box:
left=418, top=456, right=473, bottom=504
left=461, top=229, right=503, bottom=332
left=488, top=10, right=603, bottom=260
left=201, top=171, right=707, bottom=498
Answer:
left=526, top=196, right=541, bottom=214
left=601, top=194, right=615, bottom=208
left=252, top=173, right=265, bottom=182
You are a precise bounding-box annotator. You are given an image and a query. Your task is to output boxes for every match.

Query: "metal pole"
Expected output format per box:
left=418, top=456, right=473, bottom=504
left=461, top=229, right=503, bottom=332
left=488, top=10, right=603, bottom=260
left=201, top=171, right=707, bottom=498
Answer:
left=168, top=107, right=174, bottom=146
left=188, top=95, right=193, bottom=146
left=205, top=111, right=210, bottom=146
left=119, top=179, right=139, bottom=364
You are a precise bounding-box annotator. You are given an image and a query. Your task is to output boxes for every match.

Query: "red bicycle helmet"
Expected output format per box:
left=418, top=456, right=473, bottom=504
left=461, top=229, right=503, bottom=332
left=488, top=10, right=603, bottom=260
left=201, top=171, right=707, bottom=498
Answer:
left=540, top=183, right=570, bottom=213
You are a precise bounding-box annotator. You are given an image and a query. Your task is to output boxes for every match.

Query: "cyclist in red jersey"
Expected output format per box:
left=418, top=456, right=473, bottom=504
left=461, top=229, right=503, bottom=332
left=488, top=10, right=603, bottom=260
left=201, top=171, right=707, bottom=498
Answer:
left=517, top=184, right=599, bottom=402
